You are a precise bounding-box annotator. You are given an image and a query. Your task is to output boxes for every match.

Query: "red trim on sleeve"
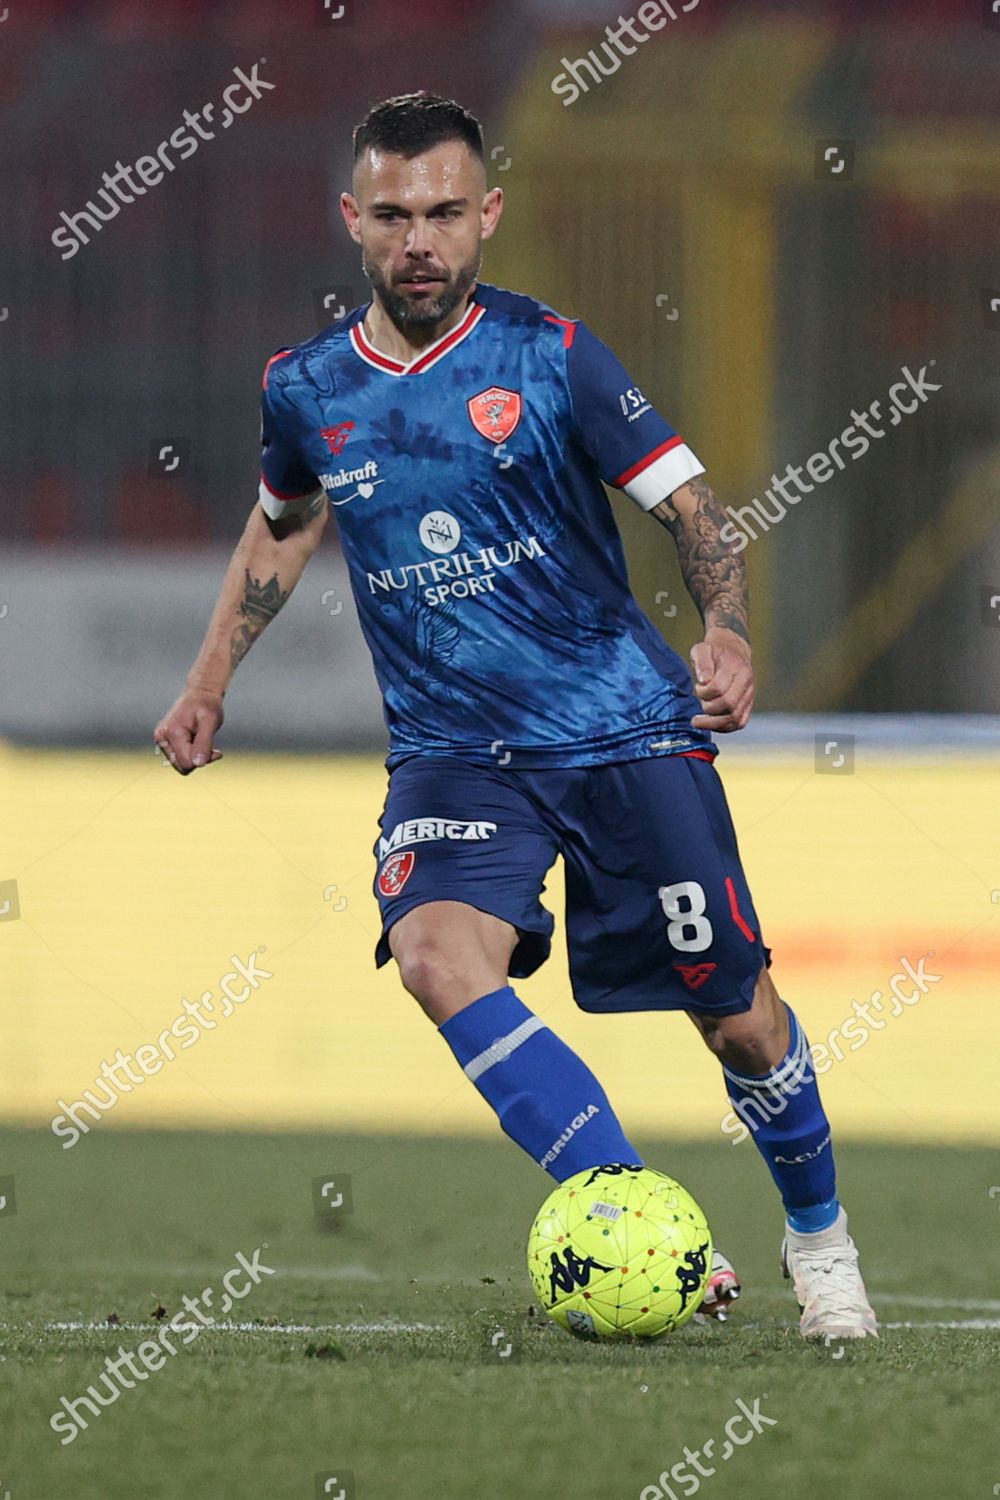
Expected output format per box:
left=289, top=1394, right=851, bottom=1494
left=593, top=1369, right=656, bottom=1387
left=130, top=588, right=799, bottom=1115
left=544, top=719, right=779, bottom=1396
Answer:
left=260, top=471, right=316, bottom=502
left=613, top=434, right=685, bottom=489
left=543, top=313, right=577, bottom=349
left=725, top=876, right=757, bottom=943
left=262, top=349, right=294, bottom=390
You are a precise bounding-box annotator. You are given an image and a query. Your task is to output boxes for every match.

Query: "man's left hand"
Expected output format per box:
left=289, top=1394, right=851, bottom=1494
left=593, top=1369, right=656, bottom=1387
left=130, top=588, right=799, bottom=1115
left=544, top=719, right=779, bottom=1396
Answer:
left=690, top=628, right=754, bottom=733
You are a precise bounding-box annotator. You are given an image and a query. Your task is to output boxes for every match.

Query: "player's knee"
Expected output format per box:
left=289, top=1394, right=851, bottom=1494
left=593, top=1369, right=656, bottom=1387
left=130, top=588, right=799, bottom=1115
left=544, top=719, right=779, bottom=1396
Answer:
left=707, top=1028, right=782, bottom=1076
left=394, top=940, right=465, bottom=1013
left=693, top=966, right=789, bottom=1075
left=391, top=934, right=506, bottom=1024
left=388, top=903, right=518, bottom=1022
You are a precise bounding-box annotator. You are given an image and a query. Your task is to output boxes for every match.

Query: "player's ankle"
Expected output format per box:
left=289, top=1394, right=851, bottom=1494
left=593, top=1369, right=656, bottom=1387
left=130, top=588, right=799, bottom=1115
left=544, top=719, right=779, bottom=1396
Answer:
left=786, top=1198, right=841, bottom=1234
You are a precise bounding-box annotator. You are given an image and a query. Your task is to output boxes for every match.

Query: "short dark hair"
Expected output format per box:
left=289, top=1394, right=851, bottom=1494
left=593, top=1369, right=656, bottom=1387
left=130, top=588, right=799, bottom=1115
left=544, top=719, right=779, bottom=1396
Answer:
left=352, top=92, right=483, bottom=164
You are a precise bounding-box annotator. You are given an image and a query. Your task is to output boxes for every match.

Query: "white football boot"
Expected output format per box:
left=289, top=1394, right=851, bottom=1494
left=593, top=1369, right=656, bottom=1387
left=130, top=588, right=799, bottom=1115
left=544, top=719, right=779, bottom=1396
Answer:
left=781, top=1207, right=878, bottom=1340
left=695, top=1247, right=742, bottom=1323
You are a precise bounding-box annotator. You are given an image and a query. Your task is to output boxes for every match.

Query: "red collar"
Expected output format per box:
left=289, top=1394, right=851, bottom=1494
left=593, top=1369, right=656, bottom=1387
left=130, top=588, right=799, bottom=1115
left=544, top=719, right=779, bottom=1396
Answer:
left=350, top=298, right=486, bottom=376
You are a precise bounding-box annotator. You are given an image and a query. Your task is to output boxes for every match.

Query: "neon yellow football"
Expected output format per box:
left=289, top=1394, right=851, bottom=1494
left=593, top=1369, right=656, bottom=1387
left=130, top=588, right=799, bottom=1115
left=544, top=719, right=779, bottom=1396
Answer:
left=527, top=1164, right=713, bottom=1338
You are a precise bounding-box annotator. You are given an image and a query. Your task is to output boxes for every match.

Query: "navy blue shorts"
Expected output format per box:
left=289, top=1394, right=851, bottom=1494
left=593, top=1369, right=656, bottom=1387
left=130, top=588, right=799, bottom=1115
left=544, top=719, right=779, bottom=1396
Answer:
left=372, top=753, right=771, bottom=1016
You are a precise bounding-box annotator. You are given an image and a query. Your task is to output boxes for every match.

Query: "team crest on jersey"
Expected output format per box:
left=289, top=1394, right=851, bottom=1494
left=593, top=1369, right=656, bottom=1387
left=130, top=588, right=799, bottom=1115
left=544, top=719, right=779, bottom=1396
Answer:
left=673, top=962, right=718, bottom=991
left=467, top=387, right=522, bottom=442
left=378, top=850, right=415, bottom=897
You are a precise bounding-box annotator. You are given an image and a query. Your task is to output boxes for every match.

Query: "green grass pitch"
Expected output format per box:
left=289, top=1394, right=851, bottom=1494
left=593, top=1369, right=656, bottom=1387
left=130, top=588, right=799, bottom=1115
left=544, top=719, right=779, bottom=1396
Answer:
left=0, top=1128, right=997, bottom=1499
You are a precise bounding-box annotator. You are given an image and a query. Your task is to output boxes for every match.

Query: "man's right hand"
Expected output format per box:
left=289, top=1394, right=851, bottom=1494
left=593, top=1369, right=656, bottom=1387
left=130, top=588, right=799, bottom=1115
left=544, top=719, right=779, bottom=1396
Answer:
left=154, top=688, right=225, bottom=775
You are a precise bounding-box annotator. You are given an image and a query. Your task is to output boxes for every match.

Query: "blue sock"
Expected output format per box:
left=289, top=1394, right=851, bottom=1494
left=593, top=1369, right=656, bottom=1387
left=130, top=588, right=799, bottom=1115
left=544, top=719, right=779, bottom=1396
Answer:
left=723, top=1005, right=840, bottom=1232
left=439, top=985, right=642, bottom=1182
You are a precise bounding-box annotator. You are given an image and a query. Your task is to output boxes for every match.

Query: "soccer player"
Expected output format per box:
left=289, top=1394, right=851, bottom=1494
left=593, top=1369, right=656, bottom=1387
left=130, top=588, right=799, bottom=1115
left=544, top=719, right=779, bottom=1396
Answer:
left=155, top=93, right=876, bottom=1340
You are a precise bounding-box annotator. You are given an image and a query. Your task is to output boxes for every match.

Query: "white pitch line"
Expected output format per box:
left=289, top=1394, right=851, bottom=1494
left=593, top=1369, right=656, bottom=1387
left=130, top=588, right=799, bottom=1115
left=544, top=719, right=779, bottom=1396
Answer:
left=71, top=1272, right=1000, bottom=1310
left=38, top=1320, right=444, bottom=1335
left=882, top=1319, right=1000, bottom=1331
left=17, top=1316, right=1000, bottom=1337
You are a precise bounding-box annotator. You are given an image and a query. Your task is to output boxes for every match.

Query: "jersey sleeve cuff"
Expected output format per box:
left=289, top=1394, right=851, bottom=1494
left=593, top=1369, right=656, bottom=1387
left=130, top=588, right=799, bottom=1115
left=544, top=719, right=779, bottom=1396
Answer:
left=615, top=439, right=706, bottom=511
left=258, top=473, right=325, bottom=521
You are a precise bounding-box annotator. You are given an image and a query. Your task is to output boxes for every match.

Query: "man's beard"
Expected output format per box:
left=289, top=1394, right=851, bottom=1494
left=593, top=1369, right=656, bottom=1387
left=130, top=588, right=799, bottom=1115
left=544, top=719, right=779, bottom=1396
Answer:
left=364, top=249, right=480, bottom=331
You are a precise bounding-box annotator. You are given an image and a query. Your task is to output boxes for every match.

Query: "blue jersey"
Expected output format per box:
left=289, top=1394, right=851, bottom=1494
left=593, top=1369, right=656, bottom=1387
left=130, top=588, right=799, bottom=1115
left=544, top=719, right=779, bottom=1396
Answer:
left=259, top=282, right=713, bottom=770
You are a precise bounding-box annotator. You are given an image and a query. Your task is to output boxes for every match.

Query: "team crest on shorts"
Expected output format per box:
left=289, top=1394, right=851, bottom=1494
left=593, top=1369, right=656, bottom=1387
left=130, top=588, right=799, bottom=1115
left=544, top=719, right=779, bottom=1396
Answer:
left=673, top=961, right=718, bottom=991
left=378, top=850, right=415, bottom=897
left=467, top=386, right=522, bottom=442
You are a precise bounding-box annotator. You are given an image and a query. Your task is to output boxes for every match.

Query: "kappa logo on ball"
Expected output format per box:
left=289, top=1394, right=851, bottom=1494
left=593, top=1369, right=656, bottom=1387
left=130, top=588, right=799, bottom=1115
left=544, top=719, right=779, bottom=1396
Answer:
left=467, top=386, right=522, bottom=442
left=378, top=850, right=415, bottom=896
left=673, top=961, right=718, bottom=991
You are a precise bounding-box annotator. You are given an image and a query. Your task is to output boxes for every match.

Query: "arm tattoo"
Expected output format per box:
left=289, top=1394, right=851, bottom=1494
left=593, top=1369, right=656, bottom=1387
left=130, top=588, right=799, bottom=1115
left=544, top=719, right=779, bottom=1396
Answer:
left=229, top=569, right=290, bottom=670
left=652, top=478, right=750, bottom=644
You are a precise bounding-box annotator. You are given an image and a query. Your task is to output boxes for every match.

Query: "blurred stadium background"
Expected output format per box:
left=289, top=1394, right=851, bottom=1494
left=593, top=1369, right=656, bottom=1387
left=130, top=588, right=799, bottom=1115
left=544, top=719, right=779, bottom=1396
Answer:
left=1, top=0, right=996, bottom=1148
